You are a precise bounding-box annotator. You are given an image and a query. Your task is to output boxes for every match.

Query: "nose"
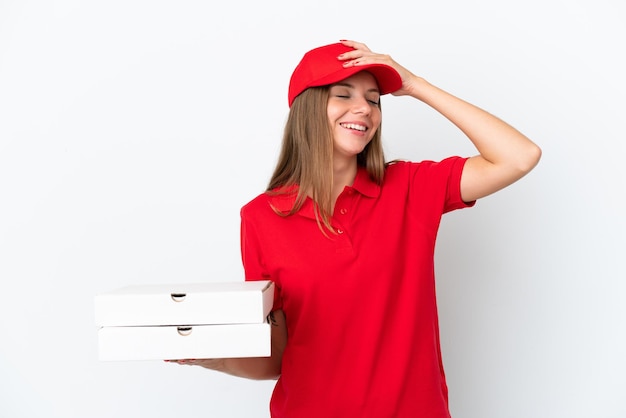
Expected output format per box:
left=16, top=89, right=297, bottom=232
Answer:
left=351, top=96, right=371, bottom=115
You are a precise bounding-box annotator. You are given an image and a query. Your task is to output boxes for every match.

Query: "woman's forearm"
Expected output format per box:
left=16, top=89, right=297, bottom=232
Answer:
left=168, top=309, right=287, bottom=380
left=409, top=76, right=540, bottom=171
left=407, top=76, right=541, bottom=200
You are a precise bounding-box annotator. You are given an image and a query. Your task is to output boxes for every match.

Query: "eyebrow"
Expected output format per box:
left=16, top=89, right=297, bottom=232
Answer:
left=332, top=81, right=380, bottom=94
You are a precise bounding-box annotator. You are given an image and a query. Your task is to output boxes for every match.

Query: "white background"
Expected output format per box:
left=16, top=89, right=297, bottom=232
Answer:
left=1, top=1, right=624, bottom=417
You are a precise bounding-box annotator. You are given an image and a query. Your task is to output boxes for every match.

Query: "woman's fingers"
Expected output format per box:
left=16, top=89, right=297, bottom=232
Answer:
left=339, top=39, right=371, bottom=52
left=165, top=358, right=226, bottom=370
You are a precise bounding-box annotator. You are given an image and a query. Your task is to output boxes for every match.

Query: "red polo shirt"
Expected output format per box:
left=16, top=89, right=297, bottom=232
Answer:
left=240, top=157, right=474, bottom=418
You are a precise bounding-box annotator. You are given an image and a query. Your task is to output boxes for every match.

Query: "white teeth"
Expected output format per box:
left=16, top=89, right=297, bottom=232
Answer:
left=341, top=123, right=367, bottom=132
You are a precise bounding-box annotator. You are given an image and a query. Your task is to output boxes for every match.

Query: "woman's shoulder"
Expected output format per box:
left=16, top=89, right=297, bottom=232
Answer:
left=385, top=156, right=467, bottom=173
left=382, top=157, right=468, bottom=188
left=384, top=159, right=424, bottom=179
left=240, top=186, right=298, bottom=219
left=241, top=191, right=271, bottom=215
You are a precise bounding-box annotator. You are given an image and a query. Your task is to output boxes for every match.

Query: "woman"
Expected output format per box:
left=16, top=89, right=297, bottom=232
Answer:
left=175, top=40, right=541, bottom=417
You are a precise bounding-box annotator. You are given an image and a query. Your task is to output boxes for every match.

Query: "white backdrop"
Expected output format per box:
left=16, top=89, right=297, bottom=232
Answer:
left=1, top=1, right=624, bottom=417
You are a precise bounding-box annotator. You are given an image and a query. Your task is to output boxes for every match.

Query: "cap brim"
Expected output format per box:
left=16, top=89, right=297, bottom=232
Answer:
left=311, top=64, right=401, bottom=94
left=293, top=63, right=402, bottom=106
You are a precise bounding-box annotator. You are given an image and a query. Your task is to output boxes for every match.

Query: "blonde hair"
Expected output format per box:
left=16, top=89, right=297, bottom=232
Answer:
left=267, top=85, right=386, bottom=233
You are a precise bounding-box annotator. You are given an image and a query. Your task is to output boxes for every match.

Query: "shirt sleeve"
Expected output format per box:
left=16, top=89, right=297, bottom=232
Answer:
left=400, top=156, right=475, bottom=216
left=442, top=156, right=476, bottom=213
left=240, top=204, right=283, bottom=310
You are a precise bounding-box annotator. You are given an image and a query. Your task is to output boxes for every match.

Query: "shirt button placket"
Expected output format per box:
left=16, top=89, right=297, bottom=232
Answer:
left=333, top=188, right=354, bottom=252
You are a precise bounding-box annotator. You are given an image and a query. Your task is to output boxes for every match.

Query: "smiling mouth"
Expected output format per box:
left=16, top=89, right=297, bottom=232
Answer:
left=340, top=123, right=367, bottom=132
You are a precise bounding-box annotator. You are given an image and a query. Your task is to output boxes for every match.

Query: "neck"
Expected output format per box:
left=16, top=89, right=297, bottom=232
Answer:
left=332, top=157, right=358, bottom=207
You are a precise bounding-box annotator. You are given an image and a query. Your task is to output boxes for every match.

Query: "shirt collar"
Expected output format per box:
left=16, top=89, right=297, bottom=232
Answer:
left=351, top=166, right=381, bottom=198
left=267, top=167, right=380, bottom=218
left=268, top=189, right=317, bottom=220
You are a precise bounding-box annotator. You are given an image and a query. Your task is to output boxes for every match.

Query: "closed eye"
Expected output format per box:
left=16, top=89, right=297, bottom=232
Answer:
left=334, top=95, right=378, bottom=105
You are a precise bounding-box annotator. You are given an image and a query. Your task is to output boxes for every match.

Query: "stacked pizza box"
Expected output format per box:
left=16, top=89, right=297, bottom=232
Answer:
left=94, top=280, right=274, bottom=361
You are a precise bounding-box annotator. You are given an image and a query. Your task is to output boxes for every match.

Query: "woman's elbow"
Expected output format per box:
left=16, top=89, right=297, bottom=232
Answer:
left=518, top=141, right=542, bottom=175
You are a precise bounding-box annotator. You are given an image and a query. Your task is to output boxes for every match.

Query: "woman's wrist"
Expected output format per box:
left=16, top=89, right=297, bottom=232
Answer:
left=405, top=75, right=433, bottom=101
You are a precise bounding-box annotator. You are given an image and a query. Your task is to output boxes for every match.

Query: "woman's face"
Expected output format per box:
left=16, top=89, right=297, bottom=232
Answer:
left=327, top=71, right=382, bottom=162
